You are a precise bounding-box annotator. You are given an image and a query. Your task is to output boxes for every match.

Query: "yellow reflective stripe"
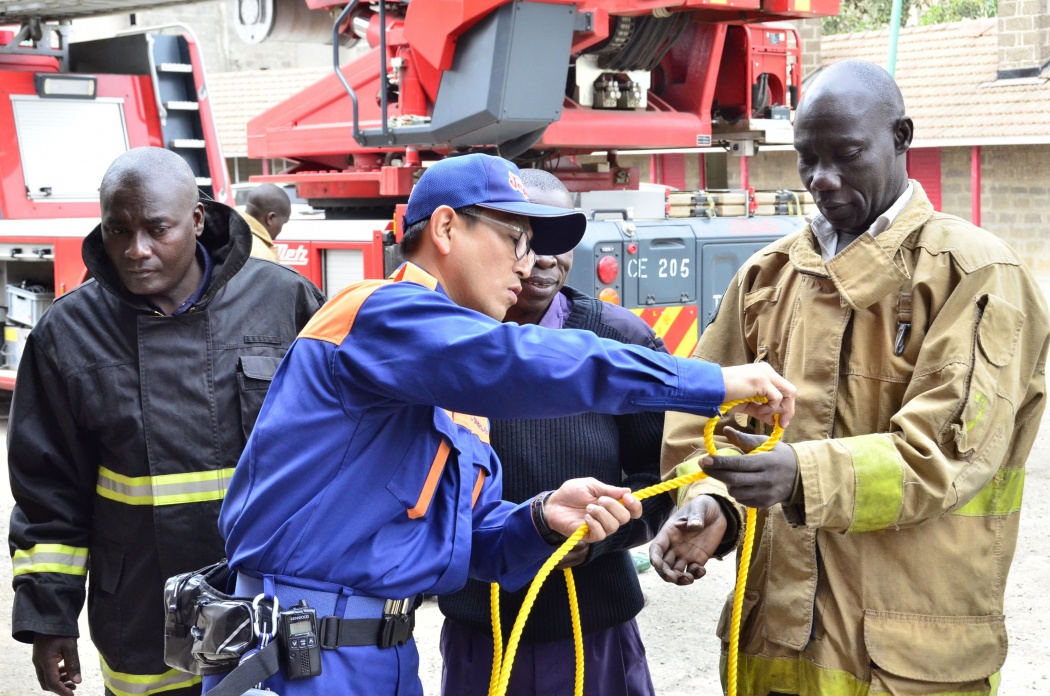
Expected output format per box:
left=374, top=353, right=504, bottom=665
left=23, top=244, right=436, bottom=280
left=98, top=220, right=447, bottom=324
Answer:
left=954, top=467, right=1025, bottom=517
left=11, top=544, right=88, bottom=577
left=723, top=652, right=869, bottom=696
left=673, top=458, right=703, bottom=508
left=840, top=434, right=904, bottom=533
left=96, top=466, right=235, bottom=507
left=724, top=652, right=1000, bottom=696
left=100, top=657, right=201, bottom=696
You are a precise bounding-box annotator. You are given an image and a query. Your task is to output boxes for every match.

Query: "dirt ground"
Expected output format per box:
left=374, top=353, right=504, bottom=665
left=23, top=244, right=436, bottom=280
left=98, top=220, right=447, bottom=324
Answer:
left=0, top=321, right=1048, bottom=694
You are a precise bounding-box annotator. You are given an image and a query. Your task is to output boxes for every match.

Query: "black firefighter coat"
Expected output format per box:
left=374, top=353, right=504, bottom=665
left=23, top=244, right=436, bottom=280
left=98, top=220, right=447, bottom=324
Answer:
left=8, top=201, right=325, bottom=695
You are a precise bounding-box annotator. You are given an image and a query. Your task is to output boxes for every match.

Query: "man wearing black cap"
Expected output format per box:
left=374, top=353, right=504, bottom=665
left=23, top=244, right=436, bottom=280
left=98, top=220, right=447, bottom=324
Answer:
left=209, top=153, right=796, bottom=696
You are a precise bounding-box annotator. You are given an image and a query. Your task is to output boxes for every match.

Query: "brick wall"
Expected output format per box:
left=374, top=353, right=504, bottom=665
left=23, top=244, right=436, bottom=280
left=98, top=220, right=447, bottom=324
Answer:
left=939, top=147, right=972, bottom=221
left=978, top=144, right=1050, bottom=275
left=726, top=151, right=800, bottom=190
left=794, top=18, right=823, bottom=79
left=997, top=0, right=1050, bottom=76
left=616, top=153, right=708, bottom=191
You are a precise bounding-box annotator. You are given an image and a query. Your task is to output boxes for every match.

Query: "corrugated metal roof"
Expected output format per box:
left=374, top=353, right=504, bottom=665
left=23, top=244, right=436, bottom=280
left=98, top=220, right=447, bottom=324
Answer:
left=822, top=18, right=1050, bottom=143
left=208, top=67, right=330, bottom=157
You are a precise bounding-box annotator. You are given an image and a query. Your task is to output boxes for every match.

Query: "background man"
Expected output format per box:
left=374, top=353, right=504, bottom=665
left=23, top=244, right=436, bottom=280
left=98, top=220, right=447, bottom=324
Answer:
left=241, top=183, right=291, bottom=262
left=8, top=147, right=325, bottom=696
left=212, top=153, right=796, bottom=696
left=653, top=60, right=1050, bottom=696
left=438, top=168, right=671, bottom=696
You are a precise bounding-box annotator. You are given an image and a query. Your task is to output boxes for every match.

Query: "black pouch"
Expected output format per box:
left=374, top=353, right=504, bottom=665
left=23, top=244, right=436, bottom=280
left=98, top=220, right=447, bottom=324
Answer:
left=193, top=597, right=257, bottom=670
left=163, top=560, right=256, bottom=676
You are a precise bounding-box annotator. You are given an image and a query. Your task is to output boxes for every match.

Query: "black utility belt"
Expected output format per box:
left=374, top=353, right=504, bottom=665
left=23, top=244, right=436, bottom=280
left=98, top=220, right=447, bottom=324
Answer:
left=163, top=560, right=419, bottom=692
left=319, top=610, right=416, bottom=650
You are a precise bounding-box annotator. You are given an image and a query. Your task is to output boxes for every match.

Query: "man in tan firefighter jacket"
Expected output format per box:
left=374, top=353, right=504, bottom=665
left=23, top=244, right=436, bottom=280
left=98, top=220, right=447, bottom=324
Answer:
left=652, top=60, right=1050, bottom=696
left=7, top=147, right=325, bottom=696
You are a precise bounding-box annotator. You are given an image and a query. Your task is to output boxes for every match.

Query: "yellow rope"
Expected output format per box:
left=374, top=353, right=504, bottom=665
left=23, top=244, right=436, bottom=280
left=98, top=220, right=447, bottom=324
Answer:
left=564, top=568, right=584, bottom=695
left=487, top=397, right=783, bottom=696
left=488, top=582, right=503, bottom=695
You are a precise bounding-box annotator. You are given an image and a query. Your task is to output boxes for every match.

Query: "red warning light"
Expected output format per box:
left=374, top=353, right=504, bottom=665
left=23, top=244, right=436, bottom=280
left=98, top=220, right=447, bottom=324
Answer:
left=597, top=255, right=620, bottom=285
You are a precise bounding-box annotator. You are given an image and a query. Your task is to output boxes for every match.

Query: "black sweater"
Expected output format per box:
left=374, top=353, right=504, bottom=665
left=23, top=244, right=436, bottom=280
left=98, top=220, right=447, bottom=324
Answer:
left=438, top=286, right=674, bottom=643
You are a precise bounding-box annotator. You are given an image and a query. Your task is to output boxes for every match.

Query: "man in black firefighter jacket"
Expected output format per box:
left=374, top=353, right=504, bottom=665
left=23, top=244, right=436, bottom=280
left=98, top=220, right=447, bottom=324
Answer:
left=7, top=147, right=325, bottom=696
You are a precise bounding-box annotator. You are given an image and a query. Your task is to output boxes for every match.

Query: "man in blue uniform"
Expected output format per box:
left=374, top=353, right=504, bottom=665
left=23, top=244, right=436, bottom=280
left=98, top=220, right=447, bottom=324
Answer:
left=211, top=153, right=796, bottom=696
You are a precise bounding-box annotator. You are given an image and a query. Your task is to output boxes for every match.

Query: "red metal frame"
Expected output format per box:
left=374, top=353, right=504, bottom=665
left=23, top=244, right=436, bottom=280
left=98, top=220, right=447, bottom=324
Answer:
left=246, top=0, right=838, bottom=194
left=713, top=24, right=801, bottom=123
left=971, top=145, right=981, bottom=227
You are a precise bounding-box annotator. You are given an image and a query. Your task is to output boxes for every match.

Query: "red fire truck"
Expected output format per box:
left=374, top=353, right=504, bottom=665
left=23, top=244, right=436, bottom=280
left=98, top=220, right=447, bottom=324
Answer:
left=0, top=0, right=840, bottom=389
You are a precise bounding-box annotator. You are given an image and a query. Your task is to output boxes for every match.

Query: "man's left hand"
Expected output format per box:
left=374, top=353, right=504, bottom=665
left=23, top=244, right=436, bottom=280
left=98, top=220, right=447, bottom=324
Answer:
left=701, top=427, right=798, bottom=508
left=650, top=495, right=727, bottom=585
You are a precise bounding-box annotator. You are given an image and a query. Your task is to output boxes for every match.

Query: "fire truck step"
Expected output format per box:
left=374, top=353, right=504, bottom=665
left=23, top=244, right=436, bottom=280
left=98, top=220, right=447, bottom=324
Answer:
left=157, top=63, right=193, bottom=73
left=169, top=139, right=207, bottom=149
left=165, top=101, right=200, bottom=111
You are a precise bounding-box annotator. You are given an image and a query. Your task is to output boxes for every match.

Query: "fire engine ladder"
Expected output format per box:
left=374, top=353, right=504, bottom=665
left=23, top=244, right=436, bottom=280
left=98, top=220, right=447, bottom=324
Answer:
left=146, top=33, right=216, bottom=200
left=68, top=30, right=218, bottom=200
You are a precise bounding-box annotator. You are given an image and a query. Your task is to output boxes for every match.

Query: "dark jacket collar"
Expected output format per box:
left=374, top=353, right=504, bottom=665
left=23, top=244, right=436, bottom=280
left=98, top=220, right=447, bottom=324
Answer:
left=81, top=200, right=253, bottom=311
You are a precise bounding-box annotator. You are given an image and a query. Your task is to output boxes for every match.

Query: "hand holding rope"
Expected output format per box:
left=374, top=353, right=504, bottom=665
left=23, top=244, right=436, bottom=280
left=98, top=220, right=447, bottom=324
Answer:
left=487, top=396, right=784, bottom=696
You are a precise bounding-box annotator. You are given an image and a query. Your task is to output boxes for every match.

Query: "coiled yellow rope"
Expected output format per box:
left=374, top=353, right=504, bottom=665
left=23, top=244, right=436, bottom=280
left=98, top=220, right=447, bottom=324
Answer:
left=487, top=397, right=783, bottom=696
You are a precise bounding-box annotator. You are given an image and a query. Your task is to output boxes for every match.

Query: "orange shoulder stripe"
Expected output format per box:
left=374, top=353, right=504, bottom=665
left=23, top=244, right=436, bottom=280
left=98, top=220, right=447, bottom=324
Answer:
left=298, top=279, right=389, bottom=345
left=471, top=471, right=486, bottom=507
left=300, top=264, right=441, bottom=346
left=389, top=262, right=439, bottom=290
left=408, top=440, right=450, bottom=519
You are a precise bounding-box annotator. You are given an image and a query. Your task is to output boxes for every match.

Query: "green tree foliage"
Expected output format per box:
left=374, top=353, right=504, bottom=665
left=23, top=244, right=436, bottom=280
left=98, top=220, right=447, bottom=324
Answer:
left=823, top=0, right=997, bottom=34
left=823, top=0, right=912, bottom=34
left=919, top=0, right=997, bottom=25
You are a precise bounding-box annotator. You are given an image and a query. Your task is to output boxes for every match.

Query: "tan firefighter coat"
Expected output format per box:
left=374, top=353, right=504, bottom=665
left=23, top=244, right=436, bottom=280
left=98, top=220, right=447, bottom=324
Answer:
left=664, top=182, right=1050, bottom=696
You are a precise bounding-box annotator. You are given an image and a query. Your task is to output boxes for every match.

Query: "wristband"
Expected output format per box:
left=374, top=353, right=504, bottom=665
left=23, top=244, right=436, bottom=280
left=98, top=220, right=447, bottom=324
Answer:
left=531, top=491, right=569, bottom=546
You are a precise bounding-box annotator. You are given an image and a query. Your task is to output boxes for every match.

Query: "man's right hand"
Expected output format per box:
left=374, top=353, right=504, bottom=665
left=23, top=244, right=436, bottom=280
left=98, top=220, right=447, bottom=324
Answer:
left=545, top=478, right=642, bottom=543
left=720, top=362, right=796, bottom=427
left=33, top=635, right=81, bottom=696
left=650, top=495, right=728, bottom=585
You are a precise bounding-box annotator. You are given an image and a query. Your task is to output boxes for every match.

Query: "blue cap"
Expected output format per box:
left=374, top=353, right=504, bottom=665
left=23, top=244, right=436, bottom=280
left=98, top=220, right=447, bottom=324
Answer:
left=404, top=154, right=586, bottom=256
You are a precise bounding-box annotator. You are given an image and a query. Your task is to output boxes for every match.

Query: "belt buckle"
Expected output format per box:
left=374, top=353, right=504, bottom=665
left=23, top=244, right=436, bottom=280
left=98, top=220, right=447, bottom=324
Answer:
left=378, top=597, right=414, bottom=648
left=378, top=614, right=412, bottom=648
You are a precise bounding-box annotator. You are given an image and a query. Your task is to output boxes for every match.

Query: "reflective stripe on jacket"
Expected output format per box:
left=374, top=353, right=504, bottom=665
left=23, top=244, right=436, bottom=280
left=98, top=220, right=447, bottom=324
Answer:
left=665, top=182, right=1050, bottom=695
left=8, top=202, right=325, bottom=694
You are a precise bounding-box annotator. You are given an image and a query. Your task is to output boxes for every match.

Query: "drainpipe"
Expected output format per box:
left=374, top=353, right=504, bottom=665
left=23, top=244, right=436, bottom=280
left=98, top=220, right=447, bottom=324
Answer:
left=887, top=0, right=903, bottom=76
left=971, top=145, right=982, bottom=227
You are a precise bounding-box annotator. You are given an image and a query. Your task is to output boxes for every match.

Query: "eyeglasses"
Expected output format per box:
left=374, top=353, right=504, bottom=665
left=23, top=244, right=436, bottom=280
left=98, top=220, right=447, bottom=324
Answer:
left=462, top=211, right=533, bottom=261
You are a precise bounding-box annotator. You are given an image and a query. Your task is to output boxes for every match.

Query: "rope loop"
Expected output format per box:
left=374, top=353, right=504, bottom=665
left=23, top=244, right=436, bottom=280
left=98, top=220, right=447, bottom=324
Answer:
left=487, top=396, right=784, bottom=696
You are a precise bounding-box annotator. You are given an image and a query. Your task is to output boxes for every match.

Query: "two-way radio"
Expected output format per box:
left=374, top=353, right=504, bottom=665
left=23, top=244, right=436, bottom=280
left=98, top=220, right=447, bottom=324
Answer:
left=278, top=600, right=322, bottom=679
